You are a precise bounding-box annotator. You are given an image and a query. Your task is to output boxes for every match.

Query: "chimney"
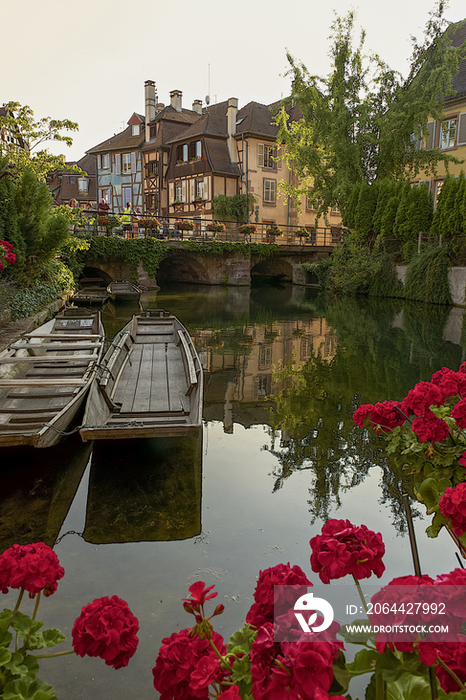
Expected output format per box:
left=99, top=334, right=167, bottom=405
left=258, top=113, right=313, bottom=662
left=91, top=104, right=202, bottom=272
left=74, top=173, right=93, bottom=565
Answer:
left=192, top=100, right=203, bottom=115
left=145, top=80, right=156, bottom=141
left=156, top=103, right=165, bottom=112
left=170, top=90, right=182, bottom=112
left=227, top=97, right=239, bottom=164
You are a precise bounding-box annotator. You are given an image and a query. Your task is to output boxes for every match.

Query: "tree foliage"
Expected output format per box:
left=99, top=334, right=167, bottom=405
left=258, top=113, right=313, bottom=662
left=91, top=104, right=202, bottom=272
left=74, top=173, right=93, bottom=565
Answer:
left=212, top=194, right=255, bottom=221
left=276, top=3, right=466, bottom=215
left=0, top=102, right=80, bottom=179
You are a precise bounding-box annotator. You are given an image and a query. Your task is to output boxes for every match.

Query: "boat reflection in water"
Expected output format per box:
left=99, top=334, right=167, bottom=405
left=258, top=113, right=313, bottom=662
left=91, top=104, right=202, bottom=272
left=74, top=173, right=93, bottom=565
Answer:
left=83, top=434, right=202, bottom=544
left=0, top=434, right=92, bottom=553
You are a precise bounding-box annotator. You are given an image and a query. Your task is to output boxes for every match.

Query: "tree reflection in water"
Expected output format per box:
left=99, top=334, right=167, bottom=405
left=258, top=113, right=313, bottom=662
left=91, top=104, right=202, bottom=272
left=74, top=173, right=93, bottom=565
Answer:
left=265, top=296, right=463, bottom=532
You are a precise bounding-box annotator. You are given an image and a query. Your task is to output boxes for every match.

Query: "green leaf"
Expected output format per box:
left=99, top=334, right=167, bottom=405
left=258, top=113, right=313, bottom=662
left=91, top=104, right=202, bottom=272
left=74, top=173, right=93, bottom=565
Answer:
left=426, top=510, right=448, bottom=538
left=227, top=625, right=256, bottom=656
left=417, top=478, right=440, bottom=508
left=346, top=648, right=379, bottom=677
left=231, top=656, right=251, bottom=685
left=394, top=672, right=436, bottom=700
left=331, top=649, right=350, bottom=693
left=338, top=619, right=374, bottom=645
left=27, top=629, right=66, bottom=651
left=0, top=646, right=12, bottom=665
left=10, top=613, right=43, bottom=641
left=3, top=676, right=58, bottom=700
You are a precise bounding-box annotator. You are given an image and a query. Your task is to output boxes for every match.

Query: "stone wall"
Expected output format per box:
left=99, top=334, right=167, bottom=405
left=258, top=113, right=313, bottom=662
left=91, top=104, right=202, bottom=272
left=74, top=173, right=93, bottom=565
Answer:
left=396, top=266, right=466, bottom=307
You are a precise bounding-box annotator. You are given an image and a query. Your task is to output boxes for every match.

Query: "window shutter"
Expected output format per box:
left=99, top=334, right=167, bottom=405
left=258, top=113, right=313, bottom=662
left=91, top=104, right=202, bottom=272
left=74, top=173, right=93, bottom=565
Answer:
left=181, top=180, right=187, bottom=203
left=424, top=122, right=435, bottom=150
left=98, top=188, right=102, bottom=202
left=169, top=183, right=174, bottom=203
left=131, top=151, right=137, bottom=173
left=204, top=176, right=210, bottom=201
left=277, top=147, right=283, bottom=169
left=271, top=181, right=276, bottom=202
left=190, top=179, right=195, bottom=201
left=115, top=153, right=121, bottom=175
left=258, top=144, right=264, bottom=167
left=97, top=154, right=101, bottom=170
left=458, top=113, right=466, bottom=146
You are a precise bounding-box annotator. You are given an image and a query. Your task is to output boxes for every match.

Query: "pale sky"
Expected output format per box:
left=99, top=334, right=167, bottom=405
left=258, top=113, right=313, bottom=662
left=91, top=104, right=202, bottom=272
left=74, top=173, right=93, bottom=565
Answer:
left=3, top=0, right=466, bottom=162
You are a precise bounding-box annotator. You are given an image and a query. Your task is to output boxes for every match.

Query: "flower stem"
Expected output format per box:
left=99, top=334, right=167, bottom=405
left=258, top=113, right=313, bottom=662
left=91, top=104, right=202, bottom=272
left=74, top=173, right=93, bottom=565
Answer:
left=13, top=588, right=25, bottom=612
left=32, top=591, right=41, bottom=621
left=437, top=658, right=466, bottom=691
left=208, top=636, right=232, bottom=672
left=352, top=575, right=369, bottom=616
left=375, top=673, right=386, bottom=700
left=34, top=650, right=76, bottom=659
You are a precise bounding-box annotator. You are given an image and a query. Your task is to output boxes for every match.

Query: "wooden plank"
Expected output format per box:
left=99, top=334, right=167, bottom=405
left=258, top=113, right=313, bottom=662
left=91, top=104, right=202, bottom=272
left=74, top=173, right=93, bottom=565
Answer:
left=147, top=344, right=170, bottom=412
left=166, top=344, right=188, bottom=413
left=113, top=344, right=143, bottom=411
left=9, top=412, right=57, bottom=423
left=2, top=401, right=70, bottom=413
left=177, top=330, right=197, bottom=389
left=6, top=390, right=77, bottom=398
left=0, top=379, right=87, bottom=386
left=22, top=333, right=102, bottom=340
left=9, top=342, right=102, bottom=351
left=132, top=343, right=154, bottom=412
left=0, top=355, right=98, bottom=364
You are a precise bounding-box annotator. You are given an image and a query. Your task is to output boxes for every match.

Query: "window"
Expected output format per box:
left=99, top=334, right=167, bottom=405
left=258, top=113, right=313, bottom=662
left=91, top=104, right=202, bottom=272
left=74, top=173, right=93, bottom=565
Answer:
left=263, top=179, right=276, bottom=203
left=122, top=186, right=132, bottom=208
left=122, top=153, right=132, bottom=173
left=175, top=182, right=183, bottom=201
left=440, top=118, right=457, bottom=150
left=258, top=144, right=282, bottom=169
left=78, top=178, right=89, bottom=193
left=102, top=153, right=110, bottom=169
left=195, top=179, right=204, bottom=200
left=100, top=188, right=110, bottom=204
left=132, top=124, right=140, bottom=136
left=189, top=141, right=202, bottom=160
left=330, top=205, right=340, bottom=216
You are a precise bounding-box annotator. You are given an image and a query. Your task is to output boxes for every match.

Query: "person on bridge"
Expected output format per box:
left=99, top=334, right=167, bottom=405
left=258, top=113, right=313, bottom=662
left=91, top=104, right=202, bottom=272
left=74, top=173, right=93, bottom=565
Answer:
left=122, top=203, right=132, bottom=238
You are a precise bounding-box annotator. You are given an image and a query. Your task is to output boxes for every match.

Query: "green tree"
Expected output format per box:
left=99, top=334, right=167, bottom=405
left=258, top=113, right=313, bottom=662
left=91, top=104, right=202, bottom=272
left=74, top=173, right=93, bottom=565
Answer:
left=0, top=102, right=79, bottom=179
left=276, top=4, right=466, bottom=216
left=14, top=169, right=70, bottom=280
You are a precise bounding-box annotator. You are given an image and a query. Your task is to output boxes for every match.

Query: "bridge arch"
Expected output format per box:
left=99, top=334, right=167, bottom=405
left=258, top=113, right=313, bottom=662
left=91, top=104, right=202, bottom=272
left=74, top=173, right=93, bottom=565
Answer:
left=250, top=257, right=294, bottom=283
left=156, top=252, right=211, bottom=285
left=80, top=266, right=113, bottom=285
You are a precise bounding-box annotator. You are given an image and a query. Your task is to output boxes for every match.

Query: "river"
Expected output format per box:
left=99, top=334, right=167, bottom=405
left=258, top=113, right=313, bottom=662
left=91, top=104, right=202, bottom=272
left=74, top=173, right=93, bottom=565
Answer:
left=1, top=284, right=464, bottom=699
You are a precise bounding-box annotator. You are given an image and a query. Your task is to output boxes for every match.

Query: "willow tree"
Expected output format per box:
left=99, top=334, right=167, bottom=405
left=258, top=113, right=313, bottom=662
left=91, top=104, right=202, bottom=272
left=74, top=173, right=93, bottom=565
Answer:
left=276, top=2, right=466, bottom=216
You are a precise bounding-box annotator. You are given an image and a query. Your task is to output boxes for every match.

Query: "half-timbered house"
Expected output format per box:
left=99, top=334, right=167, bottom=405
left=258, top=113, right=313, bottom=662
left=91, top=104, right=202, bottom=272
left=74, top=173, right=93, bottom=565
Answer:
left=87, top=113, right=145, bottom=212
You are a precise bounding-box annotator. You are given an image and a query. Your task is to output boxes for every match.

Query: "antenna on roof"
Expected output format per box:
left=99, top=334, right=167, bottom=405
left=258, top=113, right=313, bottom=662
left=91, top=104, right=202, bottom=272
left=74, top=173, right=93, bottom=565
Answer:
left=207, top=64, right=211, bottom=112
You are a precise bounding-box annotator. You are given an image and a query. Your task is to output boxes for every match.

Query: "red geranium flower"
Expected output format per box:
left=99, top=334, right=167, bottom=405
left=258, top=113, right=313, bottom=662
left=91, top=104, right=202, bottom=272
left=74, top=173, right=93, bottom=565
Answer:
left=72, top=595, right=139, bottom=669
left=431, top=368, right=466, bottom=398
left=0, top=542, right=64, bottom=598
left=435, top=642, right=466, bottom=693
left=152, top=627, right=226, bottom=700
left=353, top=401, right=405, bottom=434
left=411, top=410, right=449, bottom=443
left=310, top=519, right=385, bottom=584
left=219, top=686, right=242, bottom=699
left=439, top=483, right=466, bottom=537
left=246, top=562, right=312, bottom=629
left=250, top=622, right=340, bottom=700
left=401, top=382, right=445, bottom=416
left=451, top=398, right=466, bottom=428
left=182, top=581, right=217, bottom=613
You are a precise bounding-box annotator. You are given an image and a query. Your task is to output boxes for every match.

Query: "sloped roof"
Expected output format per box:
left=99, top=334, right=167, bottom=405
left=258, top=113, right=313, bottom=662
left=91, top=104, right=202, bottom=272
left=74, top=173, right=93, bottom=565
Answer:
left=235, top=101, right=279, bottom=139
left=167, top=113, right=227, bottom=144
left=151, top=104, right=201, bottom=125
left=204, top=137, right=241, bottom=177
left=448, top=20, right=466, bottom=100
left=87, top=124, right=145, bottom=154
left=77, top=153, right=96, bottom=176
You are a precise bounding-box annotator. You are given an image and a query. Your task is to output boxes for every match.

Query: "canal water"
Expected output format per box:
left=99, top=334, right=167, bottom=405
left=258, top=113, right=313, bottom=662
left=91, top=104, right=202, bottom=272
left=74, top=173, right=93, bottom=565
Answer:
left=1, top=284, right=464, bottom=699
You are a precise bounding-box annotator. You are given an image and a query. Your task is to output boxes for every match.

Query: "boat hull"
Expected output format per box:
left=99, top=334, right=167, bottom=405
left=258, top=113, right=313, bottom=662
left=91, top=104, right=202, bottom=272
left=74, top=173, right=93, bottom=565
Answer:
left=0, top=310, right=104, bottom=448
left=80, top=309, right=203, bottom=441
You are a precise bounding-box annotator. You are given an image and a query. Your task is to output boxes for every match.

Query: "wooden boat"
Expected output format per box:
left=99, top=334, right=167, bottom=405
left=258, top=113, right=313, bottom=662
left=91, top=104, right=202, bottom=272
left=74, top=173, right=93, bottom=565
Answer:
left=73, top=286, right=108, bottom=305
left=80, top=309, right=203, bottom=441
left=107, top=279, right=143, bottom=302
left=0, top=309, right=105, bottom=448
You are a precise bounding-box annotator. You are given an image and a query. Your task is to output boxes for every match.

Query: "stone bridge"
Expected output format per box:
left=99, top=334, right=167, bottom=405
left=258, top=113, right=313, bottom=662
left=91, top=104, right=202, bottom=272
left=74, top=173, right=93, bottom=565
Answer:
left=82, top=242, right=334, bottom=287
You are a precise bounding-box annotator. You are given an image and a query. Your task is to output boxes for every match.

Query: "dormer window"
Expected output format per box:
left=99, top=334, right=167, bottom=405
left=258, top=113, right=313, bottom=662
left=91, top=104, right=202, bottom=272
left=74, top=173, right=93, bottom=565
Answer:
left=78, top=178, right=89, bottom=193
left=132, top=124, right=140, bottom=136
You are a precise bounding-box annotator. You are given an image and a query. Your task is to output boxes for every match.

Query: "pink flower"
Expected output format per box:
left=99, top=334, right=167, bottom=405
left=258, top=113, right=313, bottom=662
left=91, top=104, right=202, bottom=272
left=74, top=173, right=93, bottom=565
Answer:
left=0, top=542, right=64, bottom=598
left=440, top=483, right=466, bottom=536
left=401, top=382, right=445, bottom=416
left=152, top=628, right=226, bottom=699
left=72, top=595, right=139, bottom=669
left=411, top=410, right=449, bottom=443
left=310, top=519, right=385, bottom=584
left=353, top=401, right=405, bottom=434
left=246, top=563, right=312, bottom=629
